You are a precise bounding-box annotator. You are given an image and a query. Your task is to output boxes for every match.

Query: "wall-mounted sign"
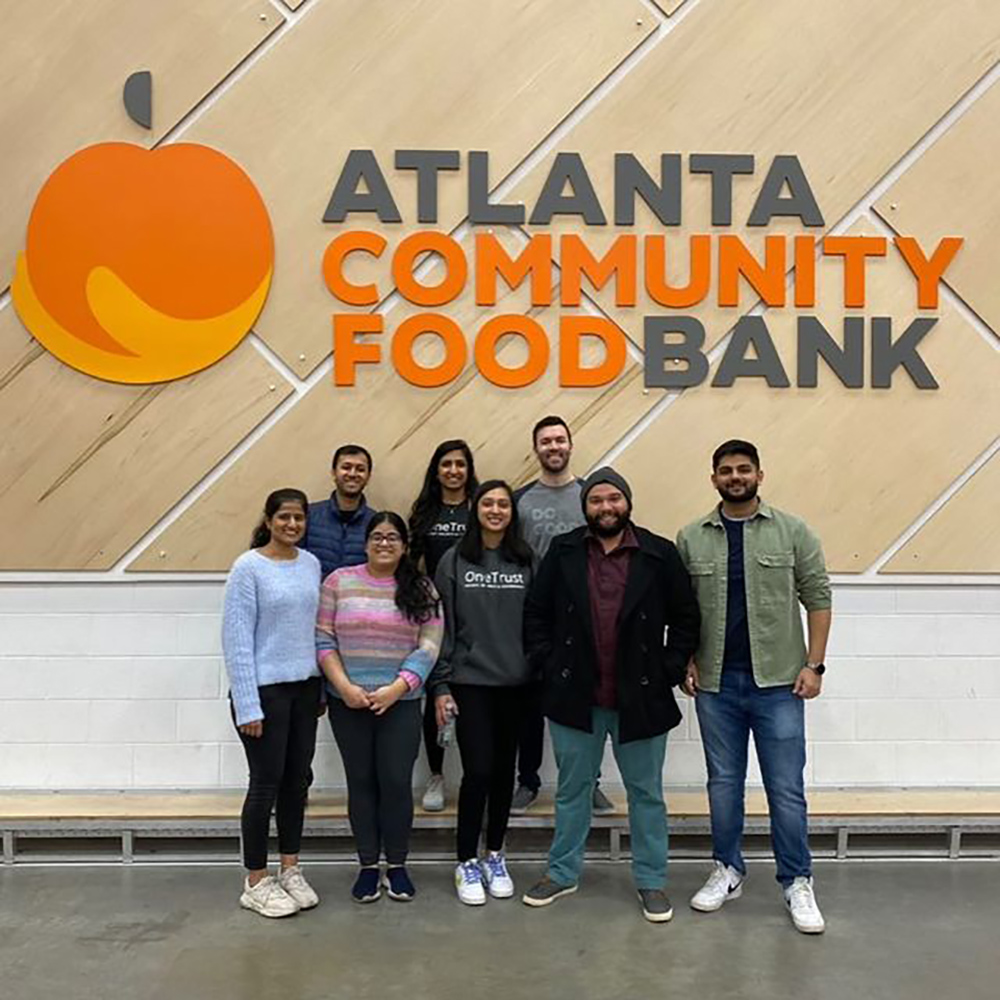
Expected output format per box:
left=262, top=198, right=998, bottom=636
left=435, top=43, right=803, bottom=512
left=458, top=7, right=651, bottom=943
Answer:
left=322, top=150, right=963, bottom=391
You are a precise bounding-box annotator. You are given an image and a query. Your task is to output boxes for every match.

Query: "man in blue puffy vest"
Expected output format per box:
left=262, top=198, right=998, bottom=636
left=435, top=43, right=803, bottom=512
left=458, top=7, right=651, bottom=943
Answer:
left=302, top=444, right=374, bottom=580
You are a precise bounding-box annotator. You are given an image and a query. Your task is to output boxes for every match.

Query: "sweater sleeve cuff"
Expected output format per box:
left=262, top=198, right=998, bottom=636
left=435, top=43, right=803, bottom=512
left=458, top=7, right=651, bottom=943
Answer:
left=399, top=669, right=422, bottom=692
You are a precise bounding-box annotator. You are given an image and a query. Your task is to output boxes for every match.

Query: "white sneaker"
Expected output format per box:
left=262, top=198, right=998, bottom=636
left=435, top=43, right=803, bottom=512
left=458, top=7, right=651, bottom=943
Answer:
left=480, top=851, right=515, bottom=899
left=455, top=860, right=487, bottom=905
left=239, top=874, right=299, bottom=918
left=690, top=860, right=745, bottom=912
left=422, top=774, right=446, bottom=812
left=278, top=864, right=320, bottom=910
left=784, top=876, right=825, bottom=934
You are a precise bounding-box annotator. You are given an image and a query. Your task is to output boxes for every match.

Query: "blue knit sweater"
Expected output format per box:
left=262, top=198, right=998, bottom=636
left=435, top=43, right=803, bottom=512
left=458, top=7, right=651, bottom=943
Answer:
left=222, top=549, right=322, bottom=725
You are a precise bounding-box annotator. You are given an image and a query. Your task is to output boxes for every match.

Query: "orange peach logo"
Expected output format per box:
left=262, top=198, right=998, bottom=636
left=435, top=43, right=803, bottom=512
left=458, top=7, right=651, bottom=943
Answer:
left=13, top=142, right=273, bottom=383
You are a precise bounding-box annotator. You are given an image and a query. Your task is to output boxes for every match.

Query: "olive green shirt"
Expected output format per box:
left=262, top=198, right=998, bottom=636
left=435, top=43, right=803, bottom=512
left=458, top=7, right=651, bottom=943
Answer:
left=676, top=500, right=831, bottom=692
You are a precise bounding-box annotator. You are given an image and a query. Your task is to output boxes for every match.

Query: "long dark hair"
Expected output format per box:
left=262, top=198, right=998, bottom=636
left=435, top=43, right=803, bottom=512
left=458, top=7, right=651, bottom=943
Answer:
left=251, top=488, right=309, bottom=548
left=457, top=480, right=533, bottom=567
left=366, top=511, right=440, bottom=624
left=408, top=439, right=478, bottom=557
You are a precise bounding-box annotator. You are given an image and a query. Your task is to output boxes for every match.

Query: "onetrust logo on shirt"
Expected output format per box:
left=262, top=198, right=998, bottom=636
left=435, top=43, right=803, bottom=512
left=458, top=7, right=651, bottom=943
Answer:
left=463, top=569, right=528, bottom=589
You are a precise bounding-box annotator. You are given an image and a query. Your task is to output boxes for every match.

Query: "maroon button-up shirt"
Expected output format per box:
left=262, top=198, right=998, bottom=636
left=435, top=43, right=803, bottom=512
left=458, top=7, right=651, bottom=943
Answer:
left=586, top=525, right=639, bottom=709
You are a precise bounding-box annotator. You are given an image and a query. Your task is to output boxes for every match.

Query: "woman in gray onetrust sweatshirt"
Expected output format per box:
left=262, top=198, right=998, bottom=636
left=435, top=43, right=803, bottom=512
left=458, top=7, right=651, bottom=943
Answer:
left=430, top=479, right=534, bottom=906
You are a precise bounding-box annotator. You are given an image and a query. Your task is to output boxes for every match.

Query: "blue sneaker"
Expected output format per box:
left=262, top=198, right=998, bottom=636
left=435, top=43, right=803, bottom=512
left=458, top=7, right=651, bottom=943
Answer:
left=383, top=866, right=416, bottom=901
left=351, top=866, right=381, bottom=904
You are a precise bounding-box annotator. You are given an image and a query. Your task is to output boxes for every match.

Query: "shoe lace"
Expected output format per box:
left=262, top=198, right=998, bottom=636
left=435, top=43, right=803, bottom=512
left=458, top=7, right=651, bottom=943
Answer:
left=705, top=863, right=732, bottom=891
left=788, top=880, right=816, bottom=910
left=486, top=853, right=508, bottom=878
left=282, top=868, right=307, bottom=890
left=461, top=861, right=483, bottom=885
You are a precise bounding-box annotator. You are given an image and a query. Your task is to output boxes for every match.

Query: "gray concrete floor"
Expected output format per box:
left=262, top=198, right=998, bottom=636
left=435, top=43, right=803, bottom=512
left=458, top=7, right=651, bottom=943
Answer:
left=2, top=860, right=998, bottom=1000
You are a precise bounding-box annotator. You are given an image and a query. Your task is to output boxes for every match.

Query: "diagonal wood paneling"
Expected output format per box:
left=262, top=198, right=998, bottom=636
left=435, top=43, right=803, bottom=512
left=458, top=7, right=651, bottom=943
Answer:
left=129, top=230, right=666, bottom=571
left=510, top=0, right=1000, bottom=355
left=608, top=223, right=1000, bottom=572
left=181, top=0, right=654, bottom=377
left=0, top=305, right=293, bottom=569
left=874, top=80, right=1000, bottom=339
left=882, top=452, right=1000, bottom=573
left=650, top=1, right=686, bottom=15
left=0, top=0, right=282, bottom=292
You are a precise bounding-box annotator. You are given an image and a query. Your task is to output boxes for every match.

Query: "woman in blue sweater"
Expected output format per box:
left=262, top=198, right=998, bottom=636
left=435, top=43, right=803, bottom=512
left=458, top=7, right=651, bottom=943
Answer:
left=223, top=488, right=323, bottom=919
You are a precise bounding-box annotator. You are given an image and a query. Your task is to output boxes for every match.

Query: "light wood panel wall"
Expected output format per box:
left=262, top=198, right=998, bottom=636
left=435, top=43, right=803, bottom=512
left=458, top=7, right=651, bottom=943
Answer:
left=883, top=454, right=1000, bottom=573
left=510, top=0, right=1000, bottom=356
left=181, top=0, right=653, bottom=378
left=875, top=80, right=1000, bottom=339
left=0, top=0, right=281, bottom=291
left=0, top=307, right=292, bottom=569
left=5, top=0, right=1000, bottom=572
left=610, top=223, right=1000, bottom=572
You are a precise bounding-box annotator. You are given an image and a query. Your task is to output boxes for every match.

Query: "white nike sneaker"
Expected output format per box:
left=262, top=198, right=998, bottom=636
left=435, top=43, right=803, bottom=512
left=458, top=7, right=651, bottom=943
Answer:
left=239, top=874, right=299, bottom=918
left=480, top=851, right=515, bottom=899
left=455, top=860, right=487, bottom=905
left=278, top=864, right=320, bottom=910
left=784, top=876, right=825, bottom=934
left=690, top=860, right=745, bottom=912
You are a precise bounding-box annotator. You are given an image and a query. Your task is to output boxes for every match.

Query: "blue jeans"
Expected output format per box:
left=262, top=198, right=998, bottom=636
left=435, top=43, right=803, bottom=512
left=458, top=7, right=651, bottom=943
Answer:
left=548, top=708, right=668, bottom=890
left=695, top=670, right=811, bottom=885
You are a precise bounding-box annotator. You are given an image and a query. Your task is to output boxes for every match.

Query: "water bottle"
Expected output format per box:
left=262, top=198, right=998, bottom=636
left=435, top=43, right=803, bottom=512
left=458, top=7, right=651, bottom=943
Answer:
left=437, top=702, right=456, bottom=748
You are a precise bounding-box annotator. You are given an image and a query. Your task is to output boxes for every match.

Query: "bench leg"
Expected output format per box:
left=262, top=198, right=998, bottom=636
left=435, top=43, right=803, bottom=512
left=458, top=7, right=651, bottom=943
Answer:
left=948, top=827, right=962, bottom=860
left=2, top=830, right=14, bottom=865
left=122, top=830, right=134, bottom=865
left=836, top=827, right=849, bottom=860
left=610, top=827, right=622, bottom=862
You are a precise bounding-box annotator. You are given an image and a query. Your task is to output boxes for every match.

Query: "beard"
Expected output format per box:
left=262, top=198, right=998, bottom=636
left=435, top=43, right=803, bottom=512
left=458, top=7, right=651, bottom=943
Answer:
left=586, top=509, right=629, bottom=538
left=716, top=480, right=759, bottom=504
left=539, top=450, right=570, bottom=473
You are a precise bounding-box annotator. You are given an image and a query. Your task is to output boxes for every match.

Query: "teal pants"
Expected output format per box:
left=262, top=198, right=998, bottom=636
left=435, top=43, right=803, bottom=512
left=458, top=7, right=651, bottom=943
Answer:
left=548, top=708, right=669, bottom=890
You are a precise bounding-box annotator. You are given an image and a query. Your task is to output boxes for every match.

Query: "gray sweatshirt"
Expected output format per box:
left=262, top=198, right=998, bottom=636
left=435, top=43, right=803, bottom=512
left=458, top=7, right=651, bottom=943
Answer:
left=430, top=547, right=533, bottom=694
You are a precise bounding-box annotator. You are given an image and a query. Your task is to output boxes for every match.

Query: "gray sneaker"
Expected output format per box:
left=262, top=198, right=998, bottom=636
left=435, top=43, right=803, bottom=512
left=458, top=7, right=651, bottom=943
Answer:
left=592, top=785, right=615, bottom=814
left=522, top=875, right=578, bottom=907
left=638, top=889, right=674, bottom=923
left=510, top=784, right=538, bottom=813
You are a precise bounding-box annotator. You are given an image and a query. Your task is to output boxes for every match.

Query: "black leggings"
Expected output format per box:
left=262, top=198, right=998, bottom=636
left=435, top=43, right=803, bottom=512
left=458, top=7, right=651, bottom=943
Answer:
left=329, top=697, right=422, bottom=866
left=423, top=694, right=445, bottom=775
left=452, top=683, right=525, bottom=861
left=235, top=677, right=321, bottom=871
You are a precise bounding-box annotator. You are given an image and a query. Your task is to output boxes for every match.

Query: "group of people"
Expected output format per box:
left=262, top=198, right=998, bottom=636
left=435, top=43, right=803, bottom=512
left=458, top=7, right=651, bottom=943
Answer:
left=221, top=417, right=832, bottom=934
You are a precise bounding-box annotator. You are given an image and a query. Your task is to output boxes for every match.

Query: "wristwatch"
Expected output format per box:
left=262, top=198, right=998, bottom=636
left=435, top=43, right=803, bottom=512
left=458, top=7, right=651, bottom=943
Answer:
left=805, top=662, right=826, bottom=675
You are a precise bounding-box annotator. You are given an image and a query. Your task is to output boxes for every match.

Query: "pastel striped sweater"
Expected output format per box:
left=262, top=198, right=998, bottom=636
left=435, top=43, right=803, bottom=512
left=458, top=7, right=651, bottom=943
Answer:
left=315, top=564, right=442, bottom=698
left=222, top=549, right=322, bottom=725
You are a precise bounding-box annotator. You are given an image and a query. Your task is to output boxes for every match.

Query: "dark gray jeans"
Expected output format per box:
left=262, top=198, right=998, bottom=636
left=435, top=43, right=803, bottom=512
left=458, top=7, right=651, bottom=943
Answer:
left=328, top=697, right=422, bottom=866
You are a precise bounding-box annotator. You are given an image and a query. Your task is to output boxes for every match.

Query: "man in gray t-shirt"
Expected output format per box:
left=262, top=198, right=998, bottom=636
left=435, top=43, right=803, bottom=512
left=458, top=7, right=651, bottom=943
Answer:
left=511, top=416, right=613, bottom=815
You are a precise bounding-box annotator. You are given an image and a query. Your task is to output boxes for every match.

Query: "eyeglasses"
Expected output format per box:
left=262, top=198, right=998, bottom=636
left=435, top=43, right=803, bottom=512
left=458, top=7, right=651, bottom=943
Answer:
left=369, top=533, right=402, bottom=546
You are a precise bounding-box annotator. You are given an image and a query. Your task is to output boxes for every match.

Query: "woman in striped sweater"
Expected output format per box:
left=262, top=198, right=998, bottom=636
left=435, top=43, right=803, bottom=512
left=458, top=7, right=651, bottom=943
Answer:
left=315, top=511, right=443, bottom=903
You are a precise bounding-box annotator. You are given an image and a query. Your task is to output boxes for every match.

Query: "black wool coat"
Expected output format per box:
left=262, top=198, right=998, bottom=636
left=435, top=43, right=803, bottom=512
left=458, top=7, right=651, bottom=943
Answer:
left=523, top=524, right=700, bottom=744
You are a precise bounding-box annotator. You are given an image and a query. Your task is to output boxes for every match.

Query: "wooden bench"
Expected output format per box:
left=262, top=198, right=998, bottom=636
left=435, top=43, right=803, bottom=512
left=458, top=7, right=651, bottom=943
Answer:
left=2, top=788, right=998, bottom=864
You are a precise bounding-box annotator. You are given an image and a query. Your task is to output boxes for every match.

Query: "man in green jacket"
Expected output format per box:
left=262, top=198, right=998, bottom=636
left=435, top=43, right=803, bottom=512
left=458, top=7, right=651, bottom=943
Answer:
left=676, top=440, right=832, bottom=934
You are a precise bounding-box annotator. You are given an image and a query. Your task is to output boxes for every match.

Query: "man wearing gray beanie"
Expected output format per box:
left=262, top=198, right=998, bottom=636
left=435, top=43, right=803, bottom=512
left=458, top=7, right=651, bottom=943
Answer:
left=521, top=466, right=700, bottom=923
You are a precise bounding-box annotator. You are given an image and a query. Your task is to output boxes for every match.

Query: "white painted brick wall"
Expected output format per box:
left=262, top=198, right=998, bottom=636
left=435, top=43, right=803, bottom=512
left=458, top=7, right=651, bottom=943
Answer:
left=0, top=582, right=998, bottom=790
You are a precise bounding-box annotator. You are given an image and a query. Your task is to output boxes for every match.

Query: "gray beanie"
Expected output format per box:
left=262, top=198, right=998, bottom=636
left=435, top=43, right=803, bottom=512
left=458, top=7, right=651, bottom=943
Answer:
left=581, top=466, right=633, bottom=512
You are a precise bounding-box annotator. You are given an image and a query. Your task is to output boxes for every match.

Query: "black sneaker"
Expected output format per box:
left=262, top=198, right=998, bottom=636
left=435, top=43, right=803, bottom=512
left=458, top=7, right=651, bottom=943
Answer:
left=522, top=875, right=578, bottom=907
left=382, top=866, right=416, bottom=901
left=592, top=786, right=616, bottom=814
left=510, top=784, right=538, bottom=813
left=637, top=889, right=674, bottom=923
left=351, top=867, right=381, bottom=904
